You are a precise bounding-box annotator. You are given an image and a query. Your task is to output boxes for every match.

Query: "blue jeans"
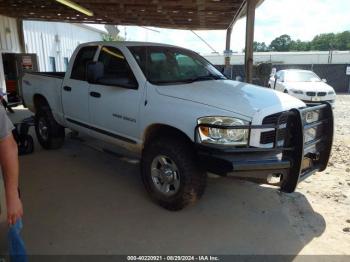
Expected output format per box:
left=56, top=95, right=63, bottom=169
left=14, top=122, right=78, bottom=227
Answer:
left=8, top=219, right=28, bottom=262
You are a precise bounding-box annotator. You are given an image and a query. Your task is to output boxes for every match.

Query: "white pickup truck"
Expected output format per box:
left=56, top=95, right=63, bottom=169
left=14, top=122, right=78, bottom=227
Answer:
left=21, top=42, right=334, bottom=210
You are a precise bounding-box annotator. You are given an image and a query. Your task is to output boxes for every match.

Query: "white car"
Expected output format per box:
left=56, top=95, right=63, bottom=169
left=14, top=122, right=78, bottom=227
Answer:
left=268, top=69, right=336, bottom=105
left=21, top=42, right=334, bottom=210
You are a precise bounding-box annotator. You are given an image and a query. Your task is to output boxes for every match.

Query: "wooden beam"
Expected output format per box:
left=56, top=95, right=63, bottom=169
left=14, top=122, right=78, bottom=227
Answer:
left=224, top=27, right=232, bottom=67
left=244, top=0, right=256, bottom=83
left=0, top=0, right=247, bottom=30
left=16, top=19, right=26, bottom=53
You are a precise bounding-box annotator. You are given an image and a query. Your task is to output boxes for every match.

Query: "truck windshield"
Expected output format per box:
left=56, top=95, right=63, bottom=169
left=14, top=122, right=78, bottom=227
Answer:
left=128, top=46, right=226, bottom=85
left=285, top=71, right=321, bottom=82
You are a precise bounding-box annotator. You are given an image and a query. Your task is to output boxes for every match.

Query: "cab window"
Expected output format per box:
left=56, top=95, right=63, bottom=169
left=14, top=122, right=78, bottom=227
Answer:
left=96, top=46, right=138, bottom=88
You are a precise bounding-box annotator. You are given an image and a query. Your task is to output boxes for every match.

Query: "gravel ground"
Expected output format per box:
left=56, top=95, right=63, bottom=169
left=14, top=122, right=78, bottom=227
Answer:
left=284, top=94, right=350, bottom=254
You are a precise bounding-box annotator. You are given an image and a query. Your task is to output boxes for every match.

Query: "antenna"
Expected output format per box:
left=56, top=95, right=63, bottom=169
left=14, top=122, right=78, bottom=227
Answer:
left=139, top=26, right=160, bottom=33
left=190, top=30, right=218, bottom=53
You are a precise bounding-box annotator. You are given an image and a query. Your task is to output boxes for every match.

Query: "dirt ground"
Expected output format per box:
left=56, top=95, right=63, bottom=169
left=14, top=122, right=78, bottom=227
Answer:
left=3, top=94, right=350, bottom=256
left=290, top=94, right=350, bottom=254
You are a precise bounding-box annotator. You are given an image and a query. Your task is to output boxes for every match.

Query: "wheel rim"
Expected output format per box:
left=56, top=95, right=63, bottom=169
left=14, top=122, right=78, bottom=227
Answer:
left=38, top=117, right=49, bottom=141
left=150, top=155, right=181, bottom=196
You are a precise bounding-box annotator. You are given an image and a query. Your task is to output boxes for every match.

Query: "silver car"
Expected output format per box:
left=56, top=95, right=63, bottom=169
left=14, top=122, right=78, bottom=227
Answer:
left=268, top=69, right=336, bottom=105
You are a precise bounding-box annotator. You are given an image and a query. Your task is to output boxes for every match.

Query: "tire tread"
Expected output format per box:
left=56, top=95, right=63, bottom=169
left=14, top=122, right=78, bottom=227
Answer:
left=35, top=105, right=65, bottom=149
left=141, top=136, right=206, bottom=211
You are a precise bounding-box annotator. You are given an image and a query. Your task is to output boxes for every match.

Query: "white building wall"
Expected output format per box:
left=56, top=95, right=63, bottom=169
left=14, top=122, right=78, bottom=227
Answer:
left=204, top=51, right=350, bottom=65
left=0, top=15, right=20, bottom=93
left=23, top=21, right=103, bottom=72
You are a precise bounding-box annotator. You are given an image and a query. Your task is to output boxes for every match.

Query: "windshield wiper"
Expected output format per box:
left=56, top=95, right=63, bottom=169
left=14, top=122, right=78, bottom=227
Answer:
left=151, top=75, right=226, bottom=85
left=185, top=75, right=226, bottom=83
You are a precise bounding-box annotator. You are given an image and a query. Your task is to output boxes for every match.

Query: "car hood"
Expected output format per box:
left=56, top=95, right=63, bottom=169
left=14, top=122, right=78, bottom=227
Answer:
left=154, top=80, right=305, bottom=119
left=284, top=81, right=334, bottom=92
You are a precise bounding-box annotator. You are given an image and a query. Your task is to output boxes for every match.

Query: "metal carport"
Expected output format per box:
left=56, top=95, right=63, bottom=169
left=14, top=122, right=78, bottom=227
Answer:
left=0, top=0, right=263, bottom=83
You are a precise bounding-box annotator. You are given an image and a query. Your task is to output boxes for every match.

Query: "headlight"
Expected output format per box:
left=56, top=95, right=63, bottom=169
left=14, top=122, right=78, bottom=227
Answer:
left=290, top=89, right=303, bottom=94
left=328, top=90, right=335, bottom=95
left=305, top=110, right=320, bottom=124
left=197, top=117, right=249, bottom=146
left=305, top=127, right=317, bottom=143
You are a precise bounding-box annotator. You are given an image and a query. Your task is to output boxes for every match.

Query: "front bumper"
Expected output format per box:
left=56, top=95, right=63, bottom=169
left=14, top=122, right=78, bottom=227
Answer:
left=195, top=102, right=333, bottom=192
left=291, top=93, right=336, bottom=107
left=304, top=100, right=335, bottom=109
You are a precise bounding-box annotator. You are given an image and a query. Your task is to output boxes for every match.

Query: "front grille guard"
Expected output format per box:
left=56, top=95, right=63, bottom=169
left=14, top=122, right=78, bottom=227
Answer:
left=195, top=102, right=334, bottom=191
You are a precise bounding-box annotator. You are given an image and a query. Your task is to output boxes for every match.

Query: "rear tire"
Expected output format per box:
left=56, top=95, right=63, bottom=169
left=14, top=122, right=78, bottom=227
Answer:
left=141, top=137, right=207, bottom=211
left=284, top=89, right=288, bottom=93
left=35, top=106, right=65, bottom=149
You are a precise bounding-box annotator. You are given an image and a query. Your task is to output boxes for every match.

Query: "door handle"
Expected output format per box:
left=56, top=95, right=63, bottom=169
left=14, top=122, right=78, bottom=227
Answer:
left=63, top=86, right=72, bottom=92
left=90, top=91, right=101, bottom=98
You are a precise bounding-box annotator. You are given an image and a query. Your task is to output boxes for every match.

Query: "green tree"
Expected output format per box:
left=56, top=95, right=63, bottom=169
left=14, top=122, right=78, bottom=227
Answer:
left=310, top=33, right=335, bottom=51
left=334, top=31, right=350, bottom=50
left=253, top=41, right=269, bottom=52
left=290, top=40, right=311, bottom=51
left=102, top=34, right=125, bottom=41
left=243, top=30, right=350, bottom=53
left=269, top=34, right=292, bottom=51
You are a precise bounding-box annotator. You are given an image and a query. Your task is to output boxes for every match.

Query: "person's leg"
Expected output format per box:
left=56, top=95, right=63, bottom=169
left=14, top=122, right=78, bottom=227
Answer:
left=7, top=105, right=14, bottom=114
left=1, top=97, right=7, bottom=108
left=1, top=98, right=14, bottom=113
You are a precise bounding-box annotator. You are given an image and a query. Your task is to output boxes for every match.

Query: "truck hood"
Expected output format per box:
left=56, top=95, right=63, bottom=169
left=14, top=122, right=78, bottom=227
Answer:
left=154, top=80, right=305, bottom=119
left=284, top=81, right=335, bottom=92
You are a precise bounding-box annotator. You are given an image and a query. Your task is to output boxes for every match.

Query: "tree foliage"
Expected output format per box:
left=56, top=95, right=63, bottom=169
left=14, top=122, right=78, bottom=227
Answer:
left=333, top=31, right=350, bottom=50
left=290, top=40, right=311, bottom=51
left=102, top=34, right=125, bottom=42
left=249, top=31, right=350, bottom=52
left=311, top=33, right=335, bottom=51
left=253, top=41, right=269, bottom=52
left=269, top=34, right=293, bottom=51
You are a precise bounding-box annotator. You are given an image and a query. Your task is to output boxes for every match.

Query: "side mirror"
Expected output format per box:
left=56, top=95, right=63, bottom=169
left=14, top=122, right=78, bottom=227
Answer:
left=86, top=61, right=104, bottom=83
left=322, top=78, right=327, bottom=83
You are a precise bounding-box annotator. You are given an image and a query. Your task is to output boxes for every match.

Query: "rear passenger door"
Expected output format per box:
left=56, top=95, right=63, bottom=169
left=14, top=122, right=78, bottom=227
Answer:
left=88, top=45, right=143, bottom=144
left=62, top=45, right=98, bottom=131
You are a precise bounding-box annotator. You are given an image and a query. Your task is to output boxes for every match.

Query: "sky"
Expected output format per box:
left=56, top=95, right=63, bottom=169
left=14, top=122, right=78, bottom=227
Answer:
left=90, top=0, right=350, bottom=55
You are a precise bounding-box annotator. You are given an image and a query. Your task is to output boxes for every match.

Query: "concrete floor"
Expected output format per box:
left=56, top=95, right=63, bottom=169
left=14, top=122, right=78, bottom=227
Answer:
left=6, top=107, right=325, bottom=256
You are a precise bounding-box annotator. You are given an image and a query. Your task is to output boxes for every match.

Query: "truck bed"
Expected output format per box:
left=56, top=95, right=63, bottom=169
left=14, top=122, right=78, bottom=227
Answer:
left=22, top=72, right=65, bottom=125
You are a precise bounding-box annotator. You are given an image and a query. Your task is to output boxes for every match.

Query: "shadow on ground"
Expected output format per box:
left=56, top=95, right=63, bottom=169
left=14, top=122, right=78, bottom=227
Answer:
left=7, top=107, right=327, bottom=256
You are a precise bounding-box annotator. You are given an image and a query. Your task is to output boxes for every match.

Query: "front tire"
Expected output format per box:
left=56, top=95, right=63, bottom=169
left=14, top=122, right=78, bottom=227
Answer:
left=35, top=106, right=65, bottom=149
left=141, top=137, right=207, bottom=211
